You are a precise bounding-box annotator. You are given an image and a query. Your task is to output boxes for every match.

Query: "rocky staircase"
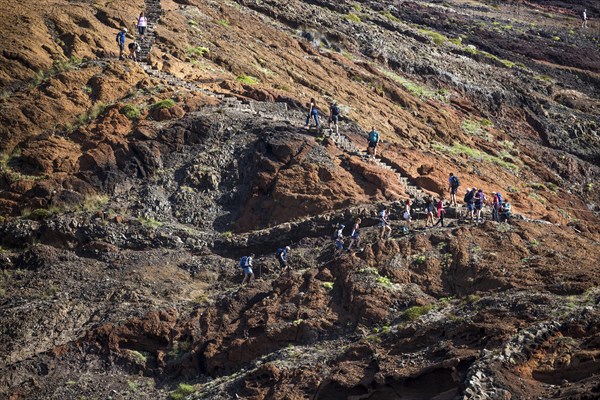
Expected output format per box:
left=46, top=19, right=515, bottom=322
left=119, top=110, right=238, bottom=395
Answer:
left=330, top=133, right=426, bottom=201
left=137, top=0, right=163, bottom=61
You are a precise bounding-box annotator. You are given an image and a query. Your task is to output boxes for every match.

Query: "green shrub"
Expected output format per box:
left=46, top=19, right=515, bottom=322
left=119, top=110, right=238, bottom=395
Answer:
left=321, top=281, right=334, bottom=290
left=236, top=74, right=259, bottom=85
left=217, top=19, right=230, bottom=27
left=403, top=304, right=433, bottom=321
left=171, top=383, right=195, bottom=400
left=419, top=29, right=447, bottom=45
left=82, top=194, right=109, bottom=212
left=552, top=36, right=561, bottom=41
left=120, top=104, right=141, bottom=120
left=414, top=255, right=427, bottom=265
left=152, top=99, right=176, bottom=110
left=136, top=217, right=162, bottom=229
left=24, top=208, right=53, bottom=220
left=381, top=11, right=401, bottom=23
left=345, top=13, right=362, bottom=24
left=186, top=46, right=209, bottom=58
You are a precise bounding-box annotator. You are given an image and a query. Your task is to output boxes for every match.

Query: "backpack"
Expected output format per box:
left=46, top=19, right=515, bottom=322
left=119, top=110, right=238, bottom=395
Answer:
left=464, top=189, right=475, bottom=203
left=451, top=175, right=460, bottom=188
left=331, top=104, right=340, bottom=116
left=239, top=256, right=249, bottom=268
left=401, top=226, right=409, bottom=235
left=496, top=192, right=503, bottom=204
left=116, top=32, right=125, bottom=43
left=275, top=248, right=283, bottom=259
left=369, top=130, right=379, bottom=143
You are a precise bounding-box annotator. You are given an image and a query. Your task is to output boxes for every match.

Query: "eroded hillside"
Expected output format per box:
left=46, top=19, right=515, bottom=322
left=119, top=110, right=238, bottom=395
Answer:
left=1, top=0, right=599, bottom=399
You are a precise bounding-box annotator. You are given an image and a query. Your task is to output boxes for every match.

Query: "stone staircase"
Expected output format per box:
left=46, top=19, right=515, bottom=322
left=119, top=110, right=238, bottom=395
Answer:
left=330, top=133, right=426, bottom=201
left=137, top=0, right=163, bottom=61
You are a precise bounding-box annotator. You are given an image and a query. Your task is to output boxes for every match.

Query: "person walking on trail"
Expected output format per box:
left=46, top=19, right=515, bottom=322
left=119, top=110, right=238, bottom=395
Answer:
left=240, top=253, right=255, bottom=286
left=424, top=196, right=435, bottom=227
left=329, top=102, right=340, bottom=137
left=403, top=199, right=412, bottom=228
left=474, top=189, right=485, bottom=223
left=116, top=28, right=127, bottom=60
left=347, top=218, right=362, bottom=251
left=128, top=40, right=141, bottom=61
left=448, top=173, right=460, bottom=207
left=464, top=187, right=476, bottom=223
left=433, top=197, right=446, bottom=227
left=499, top=200, right=512, bottom=223
left=582, top=9, right=588, bottom=28
left=379, top=209, right=391, bottom=239
left=275, top=246, right=290, bottom=272
left=137, top=12, right=148, bottom=39
left=367, top=127, right=379, bottom=159
left=334, top=224, right=345, bottom=255
left=305, top=98, right=319, bottom=130
left=492, top=192, right=503, bottom=222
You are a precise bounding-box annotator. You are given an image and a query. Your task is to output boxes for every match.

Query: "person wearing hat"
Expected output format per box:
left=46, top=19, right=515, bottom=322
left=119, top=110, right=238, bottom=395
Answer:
left=116, top=27, right=127, bottom=60
left=275, top=246, right=291, bottom=271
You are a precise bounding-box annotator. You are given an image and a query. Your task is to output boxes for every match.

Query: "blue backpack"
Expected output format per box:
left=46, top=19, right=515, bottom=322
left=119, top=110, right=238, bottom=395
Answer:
left=496, top=192, right=503, bottom=204
left=369, top=130, right=379, bottom=143
left=239, top=256, right=249, bottom=268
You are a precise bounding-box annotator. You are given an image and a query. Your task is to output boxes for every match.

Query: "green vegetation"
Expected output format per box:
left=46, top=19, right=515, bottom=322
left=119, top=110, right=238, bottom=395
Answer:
left=552, top=36, right=561, bottom=41
left=584, top=183, right=593, bottom=192
left=186, top=46, right=209, bottom=58
left=169, top=341, right=191, bottom=359
left=120, top=104, right=141, bottom=120
left=414, top=255, right=427, bottom=265
left=216, top=19, right=230, bottom=28
left=403, top=304, right=433, bottom=321
left=83, top=85, right=93, bottom=94
left=419, top=28, right=447, bottom=45
left=377, top=66, right=448, bottom=101
left=236, top=74, right=259, bottom=85
left=321, top=281, right=334, bottom=290
left=345, top=13, right=362, bottom=24
left=127, top=350, right=148, bottom=364
left=136, top=217, right=162, bottom=229
left=152, top=99, right=176, bottom=110
left=222, top=231, right=233, bottom=238
left=431, top=142, right=519, bottom=172
left=352, top=4, right=362, bottom=13
left=465, top=294, right=481, bottom=303
left=449, top=37, right=462, bottom=46
left=29, top=57, right=84, bottom=88
left=82, top=194, right=109, bottom=212
left=381, top=11, right=401, bottom=23
left=546, top=182, right=558, bottom=192
left=500, top=140, right=514, bottom=150
left=529, top=182, right=546, bottom=191
left=376, top=275, right=391, bottom=287
left=188, top=19, right=198, bottom=27
left=171, top=383, right=196, bottom=400
left=193, top=293, right=208, bottom=305
left=23, top=208, right=54, bottom=220
left=73, top=102, right=108, bottom=128
left=293, top=319, right=304, bottom=326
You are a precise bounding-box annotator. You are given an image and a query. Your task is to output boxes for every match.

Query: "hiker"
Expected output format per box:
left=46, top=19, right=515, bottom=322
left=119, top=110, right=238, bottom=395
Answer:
left=448, top=173, right=460, bottom=207
left=116, top=28, right=127, bottom=60
left=433, top=197, right=446, bottom=227
left=334, top=224, right=345, bottom=255
left=347, top=218, right=361, bottom=251
left=275, top=246, right=290, bottom=271
left=137, top=12, right=148, bottom=39
left=464, top=187, right=476, bottom=223
left=379, top=209, right=391, bottom=239
left=424, top=196, right=435, bottom=227
left=240, top=253, right=255, bottom=285
left=329, top=102, right=340, bottom=136
left=492, top=192, right=503, bottom=222
left=474, top=189, right=485, bottom=223
left=305, top=98, right=319, bottom=130
left=499, top=201, right=512, bottom=223
left=367, top=127, right=379, bottom=159
left=403, top=199, right=412, bottom=228
left=582, top=9, right=588, bottom=28
left=128, top=40, right=141, bottom=61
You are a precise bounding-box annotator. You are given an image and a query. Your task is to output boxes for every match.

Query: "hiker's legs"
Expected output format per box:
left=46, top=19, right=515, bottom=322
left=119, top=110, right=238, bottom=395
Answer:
left=313, top=111, right=319, bottom=129
left=305, top=114, right=310, bottom=127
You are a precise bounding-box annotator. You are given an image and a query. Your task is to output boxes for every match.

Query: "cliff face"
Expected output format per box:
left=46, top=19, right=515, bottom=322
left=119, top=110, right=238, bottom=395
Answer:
left=0, top=0, right=599, bottom=399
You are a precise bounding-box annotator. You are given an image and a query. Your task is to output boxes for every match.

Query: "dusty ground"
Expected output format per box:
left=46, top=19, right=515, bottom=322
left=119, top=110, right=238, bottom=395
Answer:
left=0, top=0, right=599, bottom=399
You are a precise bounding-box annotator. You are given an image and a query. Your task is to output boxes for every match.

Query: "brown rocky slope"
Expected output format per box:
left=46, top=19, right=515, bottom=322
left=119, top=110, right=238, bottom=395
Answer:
left=0, top=0, right=599, bottom=399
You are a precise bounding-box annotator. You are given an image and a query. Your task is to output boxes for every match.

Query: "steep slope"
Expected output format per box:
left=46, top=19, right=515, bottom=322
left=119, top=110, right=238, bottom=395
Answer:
left=0, top=0, right=599, bottom=399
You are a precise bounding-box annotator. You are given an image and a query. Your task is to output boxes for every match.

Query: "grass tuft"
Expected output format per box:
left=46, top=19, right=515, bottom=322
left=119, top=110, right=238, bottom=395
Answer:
left=236, top=74, right=259, bottom=85
left=152, top=99, right=176, bottom=110
left=120, top=104, right=141, bottom=120
left=403, top=304, right=433, bottom=321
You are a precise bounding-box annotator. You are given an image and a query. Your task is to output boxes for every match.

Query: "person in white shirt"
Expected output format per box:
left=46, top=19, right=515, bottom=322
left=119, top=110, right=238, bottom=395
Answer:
left=137, top=12, right=148, bottom=39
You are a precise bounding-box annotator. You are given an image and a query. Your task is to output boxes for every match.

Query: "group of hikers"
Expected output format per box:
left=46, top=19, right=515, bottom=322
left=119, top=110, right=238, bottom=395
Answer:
left=116, top=12, right=148, bottom=61
left=238, top=246, right=290, bottom=286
